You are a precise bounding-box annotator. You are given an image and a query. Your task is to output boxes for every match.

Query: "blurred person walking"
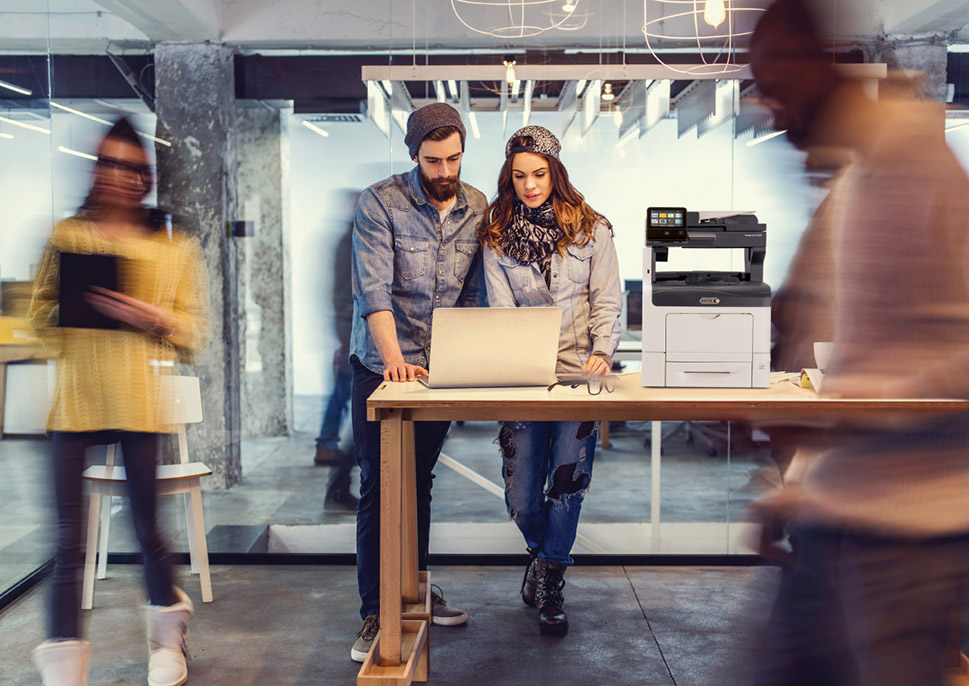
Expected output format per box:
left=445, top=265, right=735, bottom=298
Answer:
left=313, top=200, right=360, bottom=513
left=749, top=2, right=969, bottom=685
left=28, top=118, right=209, bottom=686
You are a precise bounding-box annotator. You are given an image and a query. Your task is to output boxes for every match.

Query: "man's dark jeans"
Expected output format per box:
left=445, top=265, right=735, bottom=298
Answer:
left=350, top=357, right=450, bottom=620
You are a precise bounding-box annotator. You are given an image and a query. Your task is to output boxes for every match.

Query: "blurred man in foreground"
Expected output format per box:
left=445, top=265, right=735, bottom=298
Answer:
left=750, top=2, right=969, bottom=684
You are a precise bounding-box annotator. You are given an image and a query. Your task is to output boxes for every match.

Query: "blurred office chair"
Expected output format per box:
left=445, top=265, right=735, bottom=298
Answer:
left=661, top=420, right=730, bottom=457
left=81, top=375, right=213, bottom=609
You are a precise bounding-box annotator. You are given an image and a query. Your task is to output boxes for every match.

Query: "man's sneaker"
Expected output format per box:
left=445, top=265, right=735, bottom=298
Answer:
left=430, top=585, right=468, bottom=626
left=350, top=614, right=379, bottom=662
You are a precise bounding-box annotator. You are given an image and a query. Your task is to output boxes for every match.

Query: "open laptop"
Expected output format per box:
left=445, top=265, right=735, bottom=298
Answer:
left=418, top=307, right=562, bottom=388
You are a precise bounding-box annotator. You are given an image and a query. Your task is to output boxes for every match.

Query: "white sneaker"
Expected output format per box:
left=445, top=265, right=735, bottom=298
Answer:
left=146, top=587, right=193, bottom=686
left=33, top=639, right=91, bottom=686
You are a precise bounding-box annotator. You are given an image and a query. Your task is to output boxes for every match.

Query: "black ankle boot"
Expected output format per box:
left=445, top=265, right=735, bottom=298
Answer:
left=535, top=559, right=568, bottom=635
left=521, top=548, right=539, bottom=607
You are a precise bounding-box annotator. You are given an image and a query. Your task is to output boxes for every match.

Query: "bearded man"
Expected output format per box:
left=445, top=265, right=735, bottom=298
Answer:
left=347, top=103, right=487, bottom=661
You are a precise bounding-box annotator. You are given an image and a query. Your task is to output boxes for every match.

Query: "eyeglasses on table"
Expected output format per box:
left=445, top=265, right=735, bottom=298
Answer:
left=546, top=375, right=616, bottom=396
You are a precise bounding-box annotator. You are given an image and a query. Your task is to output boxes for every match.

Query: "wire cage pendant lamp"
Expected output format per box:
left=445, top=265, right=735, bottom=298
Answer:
left=451, top=0, right=580, bottom=39
left=642, top=0, right=765, bottom=75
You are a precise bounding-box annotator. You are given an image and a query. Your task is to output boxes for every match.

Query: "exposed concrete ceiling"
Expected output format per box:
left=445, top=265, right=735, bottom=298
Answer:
left=0, top=0, right=967, bottom=56
left=93, top=0, right=220, bottom=41
left=883, top=0, right=969, bottom=35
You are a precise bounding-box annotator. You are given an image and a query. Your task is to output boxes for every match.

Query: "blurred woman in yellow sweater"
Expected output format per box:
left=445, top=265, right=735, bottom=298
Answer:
left=28, top=118, right=209, bottom=686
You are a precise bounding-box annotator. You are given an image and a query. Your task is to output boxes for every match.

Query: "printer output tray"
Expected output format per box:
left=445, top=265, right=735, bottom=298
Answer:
left=652, top=281, right=770, bottom=307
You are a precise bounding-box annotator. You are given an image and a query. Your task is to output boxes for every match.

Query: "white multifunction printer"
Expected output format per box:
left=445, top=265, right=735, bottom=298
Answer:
left=642, top=208, right=771, bottom=388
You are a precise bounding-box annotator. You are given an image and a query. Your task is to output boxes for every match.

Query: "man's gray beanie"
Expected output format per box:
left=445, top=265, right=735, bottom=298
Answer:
left=405, top=103, right=467, bottom=159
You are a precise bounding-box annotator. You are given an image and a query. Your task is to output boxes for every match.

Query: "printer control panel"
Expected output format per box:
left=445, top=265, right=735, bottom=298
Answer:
left=647, top=207, right=688, bottom=243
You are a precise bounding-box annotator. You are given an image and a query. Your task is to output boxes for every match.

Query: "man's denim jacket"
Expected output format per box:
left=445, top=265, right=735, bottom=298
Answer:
left=482, top=220, right=622, bottom=376
left=350, top=166, right=488, bottom=375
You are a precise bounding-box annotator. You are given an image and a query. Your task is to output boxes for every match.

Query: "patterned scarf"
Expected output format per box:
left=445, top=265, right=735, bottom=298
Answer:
left=499, top=198, right=564, bottom=275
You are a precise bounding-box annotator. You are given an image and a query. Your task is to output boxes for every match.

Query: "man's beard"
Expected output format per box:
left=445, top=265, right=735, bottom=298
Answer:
left=419, top=166, right=460, bottom=203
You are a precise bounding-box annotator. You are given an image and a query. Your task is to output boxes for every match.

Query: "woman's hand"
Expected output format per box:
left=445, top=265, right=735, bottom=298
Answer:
left=581, top=354, right=610, bottom=377
left=84, top=286, right=176, bottom=338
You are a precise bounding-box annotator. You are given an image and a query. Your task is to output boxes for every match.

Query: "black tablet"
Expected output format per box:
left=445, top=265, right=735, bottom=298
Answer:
left=58, top=252, right=121, bottom=329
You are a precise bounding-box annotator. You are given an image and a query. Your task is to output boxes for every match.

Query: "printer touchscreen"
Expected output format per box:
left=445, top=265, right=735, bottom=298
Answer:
left=647, top=207, right=687, bottom=242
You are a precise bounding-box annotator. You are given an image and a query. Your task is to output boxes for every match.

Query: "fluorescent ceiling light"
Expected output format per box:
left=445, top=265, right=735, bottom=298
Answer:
left=58, top=145, right=97, bottom=161
left=468, top=111, right=481, bottom=139
left=0, top=79, right=31, bottom=96
left=302, top=120, right=330, bottom=137
left=49, top=101, right=172, bottom=147
left=575, top=79, right=587, bottom=96
left=435, top=80, right=446, bottom=103
left=447, top=80, right=459, bottom=99
left=945, top=121, right=969, bottom=133
left=510, top=80, right=521, bottom=100
left=746, top=130, right=787, bottom=147
left=614, top=127, right=638, bottom=149
left=51, top=101, right=111, bottom=125
left=0, top=115, right=50, bottom=134
left=0, top=132, right=13, bottom=139
left=138, top=131, right=172, bottom=147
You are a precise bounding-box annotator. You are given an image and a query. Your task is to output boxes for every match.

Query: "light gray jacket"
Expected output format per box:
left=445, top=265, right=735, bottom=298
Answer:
left=483, top=220, right=622, bottom=376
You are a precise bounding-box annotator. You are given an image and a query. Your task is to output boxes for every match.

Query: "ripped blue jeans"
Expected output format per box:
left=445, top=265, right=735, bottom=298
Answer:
left=498, top=420, right=598, bottom=566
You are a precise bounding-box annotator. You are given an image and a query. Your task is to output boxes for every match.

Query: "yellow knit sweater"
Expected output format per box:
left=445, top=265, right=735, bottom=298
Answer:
left=27, top=216, right=210, bottom=433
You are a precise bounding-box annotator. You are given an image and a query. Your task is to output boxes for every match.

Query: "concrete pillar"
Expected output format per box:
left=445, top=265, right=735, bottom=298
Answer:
left=235, top=106, right=293, bottom=437
left=154, top=42, right=242, bottom=489
left=868, top=34, right=950, bottom=101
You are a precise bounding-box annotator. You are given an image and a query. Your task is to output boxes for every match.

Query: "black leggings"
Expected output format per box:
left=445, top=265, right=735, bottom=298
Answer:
left=50, top=431, right=176, bottom=639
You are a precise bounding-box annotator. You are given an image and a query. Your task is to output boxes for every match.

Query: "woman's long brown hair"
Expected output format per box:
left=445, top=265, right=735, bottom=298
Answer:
left=479, top=138, right=611, bottom=253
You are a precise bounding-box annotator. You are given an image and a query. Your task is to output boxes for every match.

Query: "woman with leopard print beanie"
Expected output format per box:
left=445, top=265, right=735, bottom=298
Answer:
left=478, top=125, right=621, bottom=636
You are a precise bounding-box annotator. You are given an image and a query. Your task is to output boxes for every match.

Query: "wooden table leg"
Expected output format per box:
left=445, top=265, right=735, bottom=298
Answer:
left=378, top=410, right=403, bottom=667
left=400, top=420, right=431, bottom=680
left=401, top=420, right=419, bottom=605
left=359, top=410, right=429, bottom=685
left=600, top=420, right=610, bottom=449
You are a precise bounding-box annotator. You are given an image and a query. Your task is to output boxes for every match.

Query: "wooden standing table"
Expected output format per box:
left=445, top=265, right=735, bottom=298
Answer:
left=359, top=371, right=969, bottom=685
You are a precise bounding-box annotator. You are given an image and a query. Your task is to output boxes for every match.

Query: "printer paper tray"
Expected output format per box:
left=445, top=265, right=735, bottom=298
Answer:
left=666, top=362, right=752, bottom=388
left=666, top=351, right=751, bottom=363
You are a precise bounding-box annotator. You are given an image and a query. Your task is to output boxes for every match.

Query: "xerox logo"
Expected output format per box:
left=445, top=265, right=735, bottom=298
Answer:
left=699, top=297, right=720, bottom=305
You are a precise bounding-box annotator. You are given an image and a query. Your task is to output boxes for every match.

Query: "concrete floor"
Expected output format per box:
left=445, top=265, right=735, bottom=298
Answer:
left=0, top=563, right=781, bottom=686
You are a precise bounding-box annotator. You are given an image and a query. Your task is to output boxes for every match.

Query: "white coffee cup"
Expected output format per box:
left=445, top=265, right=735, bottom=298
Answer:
left=813, top=342, right=834, bottom=373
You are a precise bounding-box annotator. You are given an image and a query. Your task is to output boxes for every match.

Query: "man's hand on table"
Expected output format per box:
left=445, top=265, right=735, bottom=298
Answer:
left=383, top=361, right=428, bottom=382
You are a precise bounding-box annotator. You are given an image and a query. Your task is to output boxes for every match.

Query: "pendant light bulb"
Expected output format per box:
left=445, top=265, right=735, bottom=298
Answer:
left=601, top=82, right=615, bottom=101
left=504, top=59, right=517, bottom=86
left=704, top=0, right=726, bottom=29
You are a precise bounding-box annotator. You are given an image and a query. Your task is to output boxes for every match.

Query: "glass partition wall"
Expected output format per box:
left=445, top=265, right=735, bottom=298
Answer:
left=0, top=0, right=55, bottom=598
left=279, top=76, right=815, bottom=557
left=0, top=3, right=827, bottom=604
